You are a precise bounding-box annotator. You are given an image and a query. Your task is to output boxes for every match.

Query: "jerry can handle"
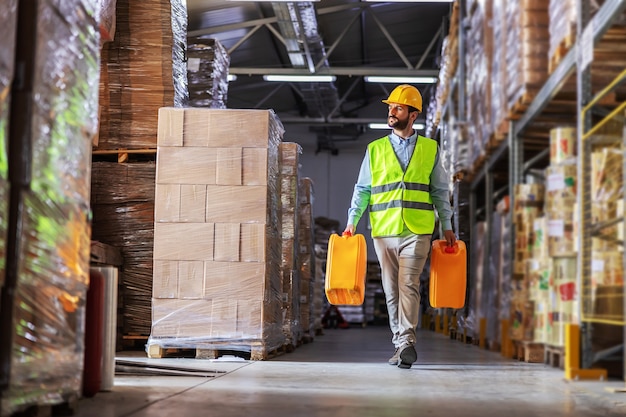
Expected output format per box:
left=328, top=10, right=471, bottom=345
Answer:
left=342, top=231, right=352, bottom=238
left=444, top=245, right=455, bottom=254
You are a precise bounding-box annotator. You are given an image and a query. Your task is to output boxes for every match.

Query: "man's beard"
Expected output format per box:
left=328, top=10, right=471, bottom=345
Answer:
left=388, top=116, right=410, bottom=130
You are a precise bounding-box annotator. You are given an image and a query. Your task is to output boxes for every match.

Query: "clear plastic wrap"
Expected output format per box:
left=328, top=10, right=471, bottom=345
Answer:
left=299, top=178, right=317, bottom=336
left=99, top=0, right=117, bottom=45
left=0, top=0, right=16, bottom=293
left=469, top=221, right=486, bottom=339
left=545, top=161, right=577, bottom=257
left=548, top=0, right=576, bottom=65
left=148, top=108, right=286, bottom=358
left=97, top=0, right=188, bottom=150
left=2, top=0, right=99, bottom=414
left=465, top=0, right=492, bottom=164
left=486, top=211, right=502, bottom=345
left=187, top=37, right=230, bottom=109
left=279, top=142, right=302, bottom=347
left=90, top=162, right=156, bottom=335
left=504, top=0, right=550, bottom=111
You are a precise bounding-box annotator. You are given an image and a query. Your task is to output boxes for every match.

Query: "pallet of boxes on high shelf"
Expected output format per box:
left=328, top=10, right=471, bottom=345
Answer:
left=147, top=107, right=287, bottom=361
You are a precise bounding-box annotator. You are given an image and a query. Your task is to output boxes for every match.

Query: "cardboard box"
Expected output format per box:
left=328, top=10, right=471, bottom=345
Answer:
left=214, top=223, right=241, bottom=262
left=240, top=223, right=266, bottom=262
left=205, top=185, right=267, bottom=223
left=153, top=222, right=214, bottom=260
left=216, top=147, right=243, bottom=185
left=156, top=146, right=216, bottom=184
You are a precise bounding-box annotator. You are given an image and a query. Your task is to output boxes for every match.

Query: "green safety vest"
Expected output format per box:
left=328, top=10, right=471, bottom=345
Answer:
left=368, top=135, right=437, bottom=237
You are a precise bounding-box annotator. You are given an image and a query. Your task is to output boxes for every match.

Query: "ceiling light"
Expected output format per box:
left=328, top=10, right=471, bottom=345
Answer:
left=369, top=123, right=425, bottom=130
left=263, top=75, right=336, bottom=83
left=365, top=76, right=437, bottom=84
left=364, top=0, right=453, bottom=2
left=227, top=74, right=237, bottom=82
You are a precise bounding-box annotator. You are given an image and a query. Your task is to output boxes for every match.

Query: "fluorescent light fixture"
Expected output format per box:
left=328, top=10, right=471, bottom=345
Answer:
left=365, top=76, right=437, bottom=84
left=263, top=75, right=336, bottom=82
left=364, top=0, right=453, bottom=2
left=369, top=123, right=425, bottom=130
left=227, top=74, right=237, bottom=82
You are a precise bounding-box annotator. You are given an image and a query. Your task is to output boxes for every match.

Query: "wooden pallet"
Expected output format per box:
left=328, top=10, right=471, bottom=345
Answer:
left=122, top=334, right=149, bottom=350
left=549, top=31, right=576, bottom=74
left=92, top=148, right=157, bottom=163
left=146, top=341, right=288, bottom=361
left=545, top=344, right=565, bottom=369
left=513, top=341, right=544, bottom=363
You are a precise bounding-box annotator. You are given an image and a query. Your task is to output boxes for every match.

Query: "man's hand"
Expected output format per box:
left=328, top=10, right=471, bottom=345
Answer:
left=343, top=224, right=355, bottom=236
left=443, top=230, right=456, bottom=246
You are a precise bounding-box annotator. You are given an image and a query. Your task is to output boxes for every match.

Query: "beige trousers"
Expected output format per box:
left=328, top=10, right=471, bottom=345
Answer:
left=373, top=233, right=432, bottom=348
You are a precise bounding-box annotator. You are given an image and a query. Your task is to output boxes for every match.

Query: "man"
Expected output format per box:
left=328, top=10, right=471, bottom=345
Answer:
left=343, top=84, right=456, bottom=369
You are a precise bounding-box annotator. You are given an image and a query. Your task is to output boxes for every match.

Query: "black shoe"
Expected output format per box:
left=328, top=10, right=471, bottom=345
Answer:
left=388, top=348, right=400, bottom=365
left=398, top=344, right=417, bottom=369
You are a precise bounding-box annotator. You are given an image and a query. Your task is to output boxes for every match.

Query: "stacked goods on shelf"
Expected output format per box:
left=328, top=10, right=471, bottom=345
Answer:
left=547, top=0, right=576, bottom=73
left=431, top=0, right=459, bottom=133
left=468, top=221, right=486, bottom=340
left=489, top=0, right=509, bottom=151
left=147, top=108, right=285, bottom=359
left=504, top=0, right=550, bottom=117
left=465, top=0, right=493, bottom=171
left=550, top=258, right=578, bottom=347
left=279, top=142, right=302, bottom=347
left=510, top=184, right=545, bottom=342
left=98, top=0, right=187, bottom=149
left=544, top=126, right=578, bottom=348
left=90, top=163, right=156, bottom=336
left=528, top=216, right=553, bottom=344
left=1, top=1, right=99, bottom=414
left=589, top=121, right=624, bottom=353
left=483, top=198, right=512, bottom=349
left=187, top=37, right=230, bottom=109
left=92, top=0, right=188, bottom=340
left=0, top=0, right=15, bottom=294
left=299, top=178, right=318, bottom=339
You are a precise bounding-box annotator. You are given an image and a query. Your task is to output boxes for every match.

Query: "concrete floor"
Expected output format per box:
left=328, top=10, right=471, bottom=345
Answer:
left=75, top=326, right=626, bottom=417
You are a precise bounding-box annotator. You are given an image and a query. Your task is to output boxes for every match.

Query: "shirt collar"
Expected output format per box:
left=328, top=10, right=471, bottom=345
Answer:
left=389, top=131, right=418, bottom=145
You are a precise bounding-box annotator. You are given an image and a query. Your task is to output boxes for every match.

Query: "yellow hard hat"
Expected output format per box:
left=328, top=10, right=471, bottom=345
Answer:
left=382, top=84, right=422, bottom=112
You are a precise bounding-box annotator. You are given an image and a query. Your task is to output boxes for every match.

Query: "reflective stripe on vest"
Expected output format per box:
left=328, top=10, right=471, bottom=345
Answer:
left=368, top=135, right=437, bottom=237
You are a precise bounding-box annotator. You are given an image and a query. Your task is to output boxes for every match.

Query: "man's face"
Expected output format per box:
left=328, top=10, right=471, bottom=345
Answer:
left=387, top=103, right=412, bottom=130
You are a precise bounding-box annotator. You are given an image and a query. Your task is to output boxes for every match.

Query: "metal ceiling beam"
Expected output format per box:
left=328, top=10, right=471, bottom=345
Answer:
left=277, top=116, right=426, bottom=125
left=229, top=67, right=439, bottom=76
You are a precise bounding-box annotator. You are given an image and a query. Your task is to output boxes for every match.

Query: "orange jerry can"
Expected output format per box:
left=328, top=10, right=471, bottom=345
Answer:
left=429, top=239, right=467, bottom=309
left=325, top=232, right=367, bottom=305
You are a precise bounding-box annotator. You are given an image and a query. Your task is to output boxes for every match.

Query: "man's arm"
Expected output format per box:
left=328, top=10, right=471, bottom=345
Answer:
left=344, top=150, right=372, bottom=235
left=430, top=151, right=456, bottom=245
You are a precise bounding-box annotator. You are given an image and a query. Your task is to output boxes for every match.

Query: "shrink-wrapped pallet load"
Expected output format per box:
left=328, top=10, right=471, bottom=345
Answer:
left=545, top=161, right=577, bottom=257
left=279, top=142, right=302, bottom=347
left=148, top=108, right=286, bottom=360
left=466, top=0, right=493, bottom=170
left=0, top=1, right=99, bottom=414
left=299, top=178, right=317, bottom=339
left=504, top=0, right=550, bottom=116
left=513, top=184, right=545, bottom=276
left=187, top=37, right=230, bottom=109
left=98, top=0, right=188, bottom=149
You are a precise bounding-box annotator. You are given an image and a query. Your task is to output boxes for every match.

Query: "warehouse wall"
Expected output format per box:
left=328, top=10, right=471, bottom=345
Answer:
left=283, top=125, right=380, bottom=261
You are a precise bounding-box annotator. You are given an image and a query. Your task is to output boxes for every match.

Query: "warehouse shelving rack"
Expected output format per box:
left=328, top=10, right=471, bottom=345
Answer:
left=464, top=0, right=626, bottom=384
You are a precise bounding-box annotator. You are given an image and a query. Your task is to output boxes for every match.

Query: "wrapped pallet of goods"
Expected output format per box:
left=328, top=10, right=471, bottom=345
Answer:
left=92, top=0, right=188, bottom=340
left=148, top=108, right=286, bottom=360
left=187, top=37, right=230, bottom=109
left=504, top=0, right=550, bottom=117
left=0, top=0, right=99, bottom=414
left=547, top=0, right=576, bottom=73
left=97, top=0, right=188, bottom=149
left=299, top=178, right=317, bottom=340
left=490, top=0, right=509, bottom=150
left=513, top=183, right=545, bottom=277
left=550, top=258, right=578, bottom=348
left=279, top=142, right=302, bottom=348
left=545, top=161, right=577, bottom=258
left=466, top=0, right=493, bottom=172
left=528, top=216, right=552, bottom=344
left=0, top=0, right=15, bottom=295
